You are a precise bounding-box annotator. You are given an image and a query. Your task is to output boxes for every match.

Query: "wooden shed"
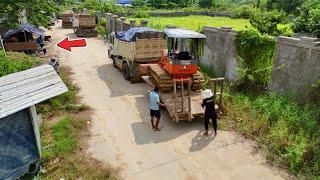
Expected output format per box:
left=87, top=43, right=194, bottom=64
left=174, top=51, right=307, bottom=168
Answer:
left=0, top=65, right=68, bottom=179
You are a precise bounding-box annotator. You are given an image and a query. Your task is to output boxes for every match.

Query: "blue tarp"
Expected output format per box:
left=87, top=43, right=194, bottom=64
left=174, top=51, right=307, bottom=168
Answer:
left=117, top=0, right=133, bottom=4
left=115, top=27, right=161, bottom=42
left=4, top=24, right=44, bottom=39
left=0, top=109, right=40, bottom=179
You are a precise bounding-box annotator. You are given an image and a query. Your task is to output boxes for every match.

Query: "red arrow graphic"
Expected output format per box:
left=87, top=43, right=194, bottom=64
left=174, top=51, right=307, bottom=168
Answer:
left=56, top=37, right=87, bottom=51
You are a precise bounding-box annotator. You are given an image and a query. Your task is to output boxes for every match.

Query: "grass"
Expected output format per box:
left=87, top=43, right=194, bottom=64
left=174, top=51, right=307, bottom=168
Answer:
left=199, top=65, right=320, bottom=179
left=0, top=51, right=41, bottom=77
left=38, top=67, right=118, bottom=179
left=130, top=15, right=253, bottom=31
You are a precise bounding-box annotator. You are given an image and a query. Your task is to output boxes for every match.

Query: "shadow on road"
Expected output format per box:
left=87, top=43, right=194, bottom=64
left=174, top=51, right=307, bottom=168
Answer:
left=97, top=63, right=216, bottom=151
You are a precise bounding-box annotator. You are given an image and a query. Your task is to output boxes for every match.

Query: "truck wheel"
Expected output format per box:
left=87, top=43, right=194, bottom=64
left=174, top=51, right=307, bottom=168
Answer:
left=110, top=55, right=116, bottom=68
left=122, top=62, right=131, bottom=81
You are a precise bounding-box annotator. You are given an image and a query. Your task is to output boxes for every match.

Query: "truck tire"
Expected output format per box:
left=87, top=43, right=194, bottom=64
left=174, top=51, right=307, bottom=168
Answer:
left=110, top=55, right=116, bottom=68
left=122, top=62, right=131, bottom=81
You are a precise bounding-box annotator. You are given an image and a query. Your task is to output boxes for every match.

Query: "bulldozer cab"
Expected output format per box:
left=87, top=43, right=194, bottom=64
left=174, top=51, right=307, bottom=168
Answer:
left=163, top=28, right=206, bottom=65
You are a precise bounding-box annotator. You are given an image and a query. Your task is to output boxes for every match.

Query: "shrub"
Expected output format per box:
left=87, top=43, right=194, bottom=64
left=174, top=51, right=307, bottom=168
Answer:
left=235, top=29, right=276, bottom=91
left=250, top=10, right=286, bottom=36
left=230, top=5, right=260, bottom=19
left=0, top=51, right=41, bottom=76
left=222, top=92, right=320, bottom=177
left=293, top=0, right=320, bottom=37
left=133, top=10, right=150, bottom=18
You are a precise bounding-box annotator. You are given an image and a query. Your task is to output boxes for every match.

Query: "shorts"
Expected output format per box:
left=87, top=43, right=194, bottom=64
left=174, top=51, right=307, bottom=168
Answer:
left=150, top=109, right=161, bottom=119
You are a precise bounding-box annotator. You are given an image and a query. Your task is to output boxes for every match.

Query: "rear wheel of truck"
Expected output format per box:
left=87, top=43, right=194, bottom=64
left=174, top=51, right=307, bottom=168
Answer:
left=122, top=62, right=131, bottom=81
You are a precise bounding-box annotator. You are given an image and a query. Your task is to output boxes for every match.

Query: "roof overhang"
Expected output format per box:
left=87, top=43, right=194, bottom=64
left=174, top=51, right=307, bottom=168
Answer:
left=0, top=65, right=68, bottom=118
left=163, top=28, right=206, bottom=39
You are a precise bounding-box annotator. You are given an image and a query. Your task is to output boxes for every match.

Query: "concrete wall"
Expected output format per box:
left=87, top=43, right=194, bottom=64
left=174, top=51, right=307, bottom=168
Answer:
left=269, top=36, right=320, bottom=94
left=200, top=26, right=237, bottom=80
left=120, top=11, right=230, bottom=17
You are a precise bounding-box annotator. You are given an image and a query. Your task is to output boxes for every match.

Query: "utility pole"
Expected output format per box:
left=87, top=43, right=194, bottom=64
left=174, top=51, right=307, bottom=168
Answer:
left=0, top=35, right=6, bottom=56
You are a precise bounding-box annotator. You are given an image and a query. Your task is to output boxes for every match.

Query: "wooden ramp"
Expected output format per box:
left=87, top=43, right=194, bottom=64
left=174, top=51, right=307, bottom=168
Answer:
left=142, top=76, right=204, bottom=122
left=160, top=91, right=204, bottom=122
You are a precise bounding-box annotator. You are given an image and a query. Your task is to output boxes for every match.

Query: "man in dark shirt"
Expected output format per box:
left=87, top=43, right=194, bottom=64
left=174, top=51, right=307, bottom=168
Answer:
left=202, top=89, right=217, bottom=136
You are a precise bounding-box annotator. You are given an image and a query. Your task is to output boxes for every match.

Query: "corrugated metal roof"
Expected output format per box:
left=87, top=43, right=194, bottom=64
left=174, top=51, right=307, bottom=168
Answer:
left=0, top=65, right=68, bottom=118
left=163, top=28, right=206, bottom=39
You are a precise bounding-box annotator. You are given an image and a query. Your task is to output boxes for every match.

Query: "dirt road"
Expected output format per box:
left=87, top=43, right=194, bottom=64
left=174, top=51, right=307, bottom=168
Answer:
left=52, top=22, right=286, bottom=179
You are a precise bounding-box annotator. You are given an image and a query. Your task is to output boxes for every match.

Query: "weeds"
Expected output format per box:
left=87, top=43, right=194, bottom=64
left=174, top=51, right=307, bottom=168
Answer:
left=39, top=67, right=118, bottom=179
left=221, top=92, right=320, bottom=178
left=0, top=51, right=41, bottom=76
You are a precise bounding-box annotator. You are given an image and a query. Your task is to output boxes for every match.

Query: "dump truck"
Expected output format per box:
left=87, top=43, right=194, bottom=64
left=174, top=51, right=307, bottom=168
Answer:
left=61, top=12, right=73, bottom=28
left=108, top=27, right=167, bottom=83
left=73, top=14, right=97, bottom=37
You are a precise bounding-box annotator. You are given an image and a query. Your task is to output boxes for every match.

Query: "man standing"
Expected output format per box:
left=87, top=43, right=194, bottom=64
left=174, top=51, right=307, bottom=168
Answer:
left=201, top=89, right=217, bottom=136
left=150, top=87, right=165, bottom=131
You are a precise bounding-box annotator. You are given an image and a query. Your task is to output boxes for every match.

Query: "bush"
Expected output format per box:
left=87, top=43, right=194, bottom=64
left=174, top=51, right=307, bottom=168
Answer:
left=230, top=5, right=260, bottom=19
left=0, top=51, right=41, bottom=77
left=250, top=10, right=286, bottom=36
left=222, top=92, right=320, bottom=178
left=293, top=0, right=320, bottom=37
left=199, top=0, right=213, bottom=8
left=235, top=29, right=276, bottom=91
left=133, top=10, right=150, bottom=18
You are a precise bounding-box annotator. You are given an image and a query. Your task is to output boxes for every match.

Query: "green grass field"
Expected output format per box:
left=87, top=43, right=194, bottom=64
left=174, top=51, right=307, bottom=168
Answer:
left=131, top=16, right=253, bottom=31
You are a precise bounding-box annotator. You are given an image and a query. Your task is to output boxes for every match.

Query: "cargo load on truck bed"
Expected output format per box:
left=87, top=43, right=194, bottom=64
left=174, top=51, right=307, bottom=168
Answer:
left=62, top=13, right=73, bottom=28
left=109, top=27, right=167, bottom=83
left=112, top=27, right=166, bottom=62
left=73, top=14, right=97, bottom=37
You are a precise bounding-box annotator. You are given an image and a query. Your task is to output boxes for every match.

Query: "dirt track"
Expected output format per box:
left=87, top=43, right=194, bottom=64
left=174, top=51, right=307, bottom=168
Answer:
left=52, top=22, right=286, bottom=180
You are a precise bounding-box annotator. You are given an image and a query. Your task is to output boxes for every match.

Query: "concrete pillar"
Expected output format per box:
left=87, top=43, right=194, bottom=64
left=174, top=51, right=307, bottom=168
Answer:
left=140, top=20, right=148, bottom=27
left=120, top=17, right=126, bottom=31
left=105, top=13, right=113, bottom=33
left=112, top=15, right=118, bottom=32
left=130, top=20, right=136, bottom=28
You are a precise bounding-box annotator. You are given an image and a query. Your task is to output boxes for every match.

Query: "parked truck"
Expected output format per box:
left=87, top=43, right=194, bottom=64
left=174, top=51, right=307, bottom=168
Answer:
left=73, top=14, right=97, bottom=37
left=108, top=27, right=167, bottom=83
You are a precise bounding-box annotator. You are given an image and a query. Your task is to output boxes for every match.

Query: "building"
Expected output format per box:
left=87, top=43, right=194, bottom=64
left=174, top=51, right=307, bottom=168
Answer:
left=0, top=65, right=68, bottom=179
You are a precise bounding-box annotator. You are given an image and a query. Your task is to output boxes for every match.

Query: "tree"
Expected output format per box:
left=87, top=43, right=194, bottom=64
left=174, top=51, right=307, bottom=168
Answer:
left=293, top=0, right=320, bottom=37
left=0, top=0, right=58, bottom=28
left=266, top=0, right=304, bottom=14
left=199, top=0, right=213, bottom=8
left=250, top=10, right=285, bottom=35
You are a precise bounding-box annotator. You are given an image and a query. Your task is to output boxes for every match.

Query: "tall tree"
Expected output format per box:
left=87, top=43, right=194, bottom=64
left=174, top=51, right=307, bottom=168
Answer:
left=0, top=0, right=58, bottom=28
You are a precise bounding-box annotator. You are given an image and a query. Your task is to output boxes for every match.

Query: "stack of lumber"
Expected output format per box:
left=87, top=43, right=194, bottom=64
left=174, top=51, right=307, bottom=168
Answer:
left=62, top=13, right=73, bottom=28
left=78, top=15, right=96, bottom=27
left=191, top=71, right=205, bottom=90
left=75, top=28, right=97, bottom=37
left=75, top=14, right=97, bottom=37
left=4, top=42, right=37, bottom=52
left=149, top=64, right=173, bottom=92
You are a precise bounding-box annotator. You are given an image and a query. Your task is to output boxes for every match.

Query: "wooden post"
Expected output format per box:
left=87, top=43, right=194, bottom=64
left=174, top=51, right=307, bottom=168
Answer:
left=188, top=78, right=192, bottom=121
left=173, top=79, right=178, bottom=122
left=219, top=80, right=224, bottom=111
left=181, top=79, right=184, bottom=113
